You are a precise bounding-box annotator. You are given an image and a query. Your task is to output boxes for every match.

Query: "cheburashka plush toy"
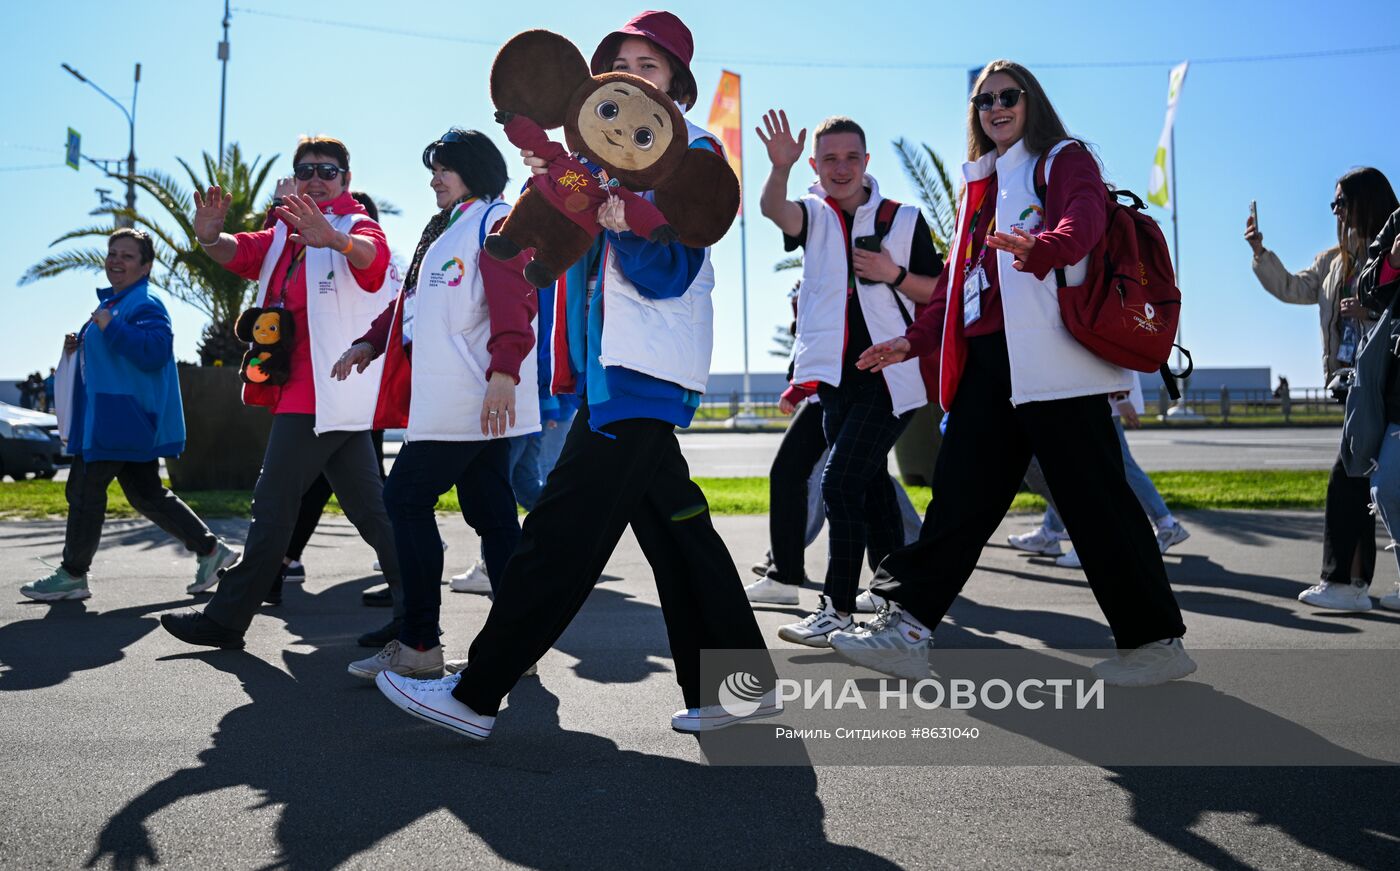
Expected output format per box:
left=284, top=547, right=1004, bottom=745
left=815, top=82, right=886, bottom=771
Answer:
left=234, top=306, right=294, bottom=386
left=484, top=28, right=740, bottom=288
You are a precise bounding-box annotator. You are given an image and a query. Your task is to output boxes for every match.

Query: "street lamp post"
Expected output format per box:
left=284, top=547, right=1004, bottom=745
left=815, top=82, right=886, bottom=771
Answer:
left=62, top=61, right=140, bottom=228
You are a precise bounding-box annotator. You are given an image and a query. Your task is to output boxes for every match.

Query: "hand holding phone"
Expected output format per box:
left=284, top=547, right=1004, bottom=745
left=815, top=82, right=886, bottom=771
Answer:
left=1245, top=200, right=1263, bottom=254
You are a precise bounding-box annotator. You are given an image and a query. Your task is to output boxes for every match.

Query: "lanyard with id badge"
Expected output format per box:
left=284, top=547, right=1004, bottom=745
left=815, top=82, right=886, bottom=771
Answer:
left=961, top=187, right=993, bottom=328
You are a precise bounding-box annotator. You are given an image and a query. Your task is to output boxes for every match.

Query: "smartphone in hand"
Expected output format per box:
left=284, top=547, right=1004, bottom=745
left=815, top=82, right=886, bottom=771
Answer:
left=1249, top=200, right=1258, bottom=228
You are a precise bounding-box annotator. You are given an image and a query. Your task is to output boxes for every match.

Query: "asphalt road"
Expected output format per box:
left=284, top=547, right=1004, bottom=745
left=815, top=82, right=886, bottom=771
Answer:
left=3, top=509, right=1398, bottom=869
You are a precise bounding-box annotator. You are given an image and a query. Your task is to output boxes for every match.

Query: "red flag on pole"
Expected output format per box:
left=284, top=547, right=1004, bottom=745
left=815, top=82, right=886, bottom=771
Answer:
left=707, top=70, right=743, bottom=214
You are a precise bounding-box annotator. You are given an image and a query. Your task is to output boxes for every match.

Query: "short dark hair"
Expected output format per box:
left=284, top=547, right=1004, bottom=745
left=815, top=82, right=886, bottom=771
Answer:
left=294, top=135, right=349, bottom=169
left=814, top=116, right=867, bottom=152
left=109, top=227, right=155, bottom=264
left=422, top=128, right=509, bottom=201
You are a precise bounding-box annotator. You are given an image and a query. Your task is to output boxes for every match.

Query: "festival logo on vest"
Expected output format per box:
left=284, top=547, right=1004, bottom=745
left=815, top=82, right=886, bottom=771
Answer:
left=317, top=269, right=335, bottom=295
left=432, top=257, right=466, bottom=288
left=1014, top=204, right=1045, bottom=235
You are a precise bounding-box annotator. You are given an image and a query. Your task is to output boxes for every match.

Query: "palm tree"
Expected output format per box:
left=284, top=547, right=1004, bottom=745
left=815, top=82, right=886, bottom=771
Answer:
left=891, top=138, right=957, bottom=257
left=768, top=138, right=958, bottom=357
left=22, top=144, right=279, bottom=365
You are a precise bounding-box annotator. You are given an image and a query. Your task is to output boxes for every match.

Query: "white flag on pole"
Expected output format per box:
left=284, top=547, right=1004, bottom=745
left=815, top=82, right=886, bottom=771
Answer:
left=1148, top=61, right=1189, bottom=209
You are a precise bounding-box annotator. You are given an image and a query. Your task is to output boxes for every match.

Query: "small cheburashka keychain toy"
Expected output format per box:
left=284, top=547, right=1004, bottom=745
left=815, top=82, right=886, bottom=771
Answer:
left=234, top=306, right=294, bottom=385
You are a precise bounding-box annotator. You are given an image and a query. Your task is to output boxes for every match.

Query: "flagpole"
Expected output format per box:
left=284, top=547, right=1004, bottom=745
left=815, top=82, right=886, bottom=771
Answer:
left=739, top=90, right=752, bottom=404
left=1171, top=127, right=1181, bottom=373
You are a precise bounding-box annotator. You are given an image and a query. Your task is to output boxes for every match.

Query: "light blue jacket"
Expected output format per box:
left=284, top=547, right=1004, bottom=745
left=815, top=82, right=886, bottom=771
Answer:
left=71, top=277, right=186, bottom=462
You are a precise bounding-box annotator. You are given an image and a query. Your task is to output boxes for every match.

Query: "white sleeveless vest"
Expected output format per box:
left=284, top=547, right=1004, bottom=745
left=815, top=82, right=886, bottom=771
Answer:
left=596, top=118, right=722, bottom=393
left=406, top=198, right=541, bottom=442
left=960, top=139, right=1131, bottom=405
left=793, top=174, right=930, bottom=416
left=253, top=213, right=386, bottom=433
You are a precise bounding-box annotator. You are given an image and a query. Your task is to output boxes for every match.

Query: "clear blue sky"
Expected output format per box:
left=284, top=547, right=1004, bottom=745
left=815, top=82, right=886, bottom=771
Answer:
left=5, top=0, right=1399, bottom=388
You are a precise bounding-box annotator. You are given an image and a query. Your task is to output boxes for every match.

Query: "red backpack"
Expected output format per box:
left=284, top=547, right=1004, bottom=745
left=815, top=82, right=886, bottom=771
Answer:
left=1034, top=149, right=1192, bottom=398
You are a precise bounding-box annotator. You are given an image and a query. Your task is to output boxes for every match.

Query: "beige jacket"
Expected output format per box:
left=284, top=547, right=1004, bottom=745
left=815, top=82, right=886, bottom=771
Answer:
left=1252, top=246, right=1374, bottom=381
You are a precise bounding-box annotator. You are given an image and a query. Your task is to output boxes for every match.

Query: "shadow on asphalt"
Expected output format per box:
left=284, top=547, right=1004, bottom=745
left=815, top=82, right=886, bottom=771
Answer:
left=0, top=598, right=191, bottom=692
left=82, top=579, right=898, bottom=870
left=929, top=616, right=1400, bottom=869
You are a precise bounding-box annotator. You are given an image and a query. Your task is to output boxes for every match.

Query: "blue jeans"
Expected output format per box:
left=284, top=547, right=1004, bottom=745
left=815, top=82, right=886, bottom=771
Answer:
left=382, top=439, right=520, bottom=649
left=537, top=408, right=576, bottom=489
left=1044, top=417, right=1169, bottom=533
left=507, top=434, right=543, bottom=511
left=1370, top=423, right=1400, bottom=574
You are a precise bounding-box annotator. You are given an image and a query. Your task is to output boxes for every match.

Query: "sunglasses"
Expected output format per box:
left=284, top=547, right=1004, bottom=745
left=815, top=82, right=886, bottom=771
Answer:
left=971, top=88, right=1025, bottom=112
left=293, top=162, right=348, bottom=181
left=1330, top=196, right=1347, bottom=215
left=422, top=130, right=471, bottom=169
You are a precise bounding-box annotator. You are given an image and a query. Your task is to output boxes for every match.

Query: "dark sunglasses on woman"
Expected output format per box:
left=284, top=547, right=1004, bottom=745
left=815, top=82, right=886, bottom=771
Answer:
left=971, top=88, right=1025, bottom=112
left=422, top=131, right=471, bottom=169
left=293, top=162, right=348, bottom=181
left=1330, top=196, right=1347, bottom=215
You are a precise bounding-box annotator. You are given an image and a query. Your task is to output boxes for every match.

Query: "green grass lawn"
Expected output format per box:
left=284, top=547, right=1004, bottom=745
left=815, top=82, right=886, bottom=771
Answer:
left=0, top=469, right=1329, bottom=521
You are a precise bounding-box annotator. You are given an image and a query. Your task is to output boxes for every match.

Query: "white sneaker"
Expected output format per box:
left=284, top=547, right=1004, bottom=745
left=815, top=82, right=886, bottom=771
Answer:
left=1092, top=638, right=1197, bottom=686
left=854, top=589, right=887, bottom=613
left=348, top=639, right=444, bottom=681
left=443, top=658, right=538, bottom=678
left=1156, top=522, right=1191, bottom=554
left=828, top=606, right=933, bottom=679
left=450, top=560, right=492, bottom=594
left=744, top=576, right=799, bottom=605
left=1298, top=581, right=1372, bottom=612
left=1007, top=526, right=1065, bottom=556
left=672, top=688, right=782, bottom=733
left=1380, top=583, right=1400, bottom=612
left=777, top=597, right=853, bottom=648
left=1055, top=547, right=1083, bottom=569
left=375, top=671, right=494, bottom=741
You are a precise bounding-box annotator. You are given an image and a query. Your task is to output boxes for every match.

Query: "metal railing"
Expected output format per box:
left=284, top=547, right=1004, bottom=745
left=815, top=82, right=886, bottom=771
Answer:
left=686, top=388, right=1343, bottom=427
left=1152, top=387, right=1341, bottom=423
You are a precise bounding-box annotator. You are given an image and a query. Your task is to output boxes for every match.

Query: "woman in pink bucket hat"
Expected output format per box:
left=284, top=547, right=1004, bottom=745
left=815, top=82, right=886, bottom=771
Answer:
left=374, top=12, right=780, bottom=743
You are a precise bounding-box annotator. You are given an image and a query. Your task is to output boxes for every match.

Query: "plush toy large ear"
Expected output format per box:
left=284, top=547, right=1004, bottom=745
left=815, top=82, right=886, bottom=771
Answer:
left=234, top=307, right=263, bottom=342
left=653, top=149, right=742, bottom=249
left=490, top=30, right=591, bottom=130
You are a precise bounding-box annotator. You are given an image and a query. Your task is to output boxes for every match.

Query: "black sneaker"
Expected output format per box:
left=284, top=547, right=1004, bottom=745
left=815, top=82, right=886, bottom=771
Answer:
left=357, top=618, right=403, bottom=648
left=361, top=585, right=393, bottom=607
left=160, top=611, right=245, bottom=650
left=283, top=560, right=306, bottom=582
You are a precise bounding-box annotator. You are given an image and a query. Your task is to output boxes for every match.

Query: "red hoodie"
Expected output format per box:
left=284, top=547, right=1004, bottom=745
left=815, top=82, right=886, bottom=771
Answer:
left=225, top=191, right=391, bottom=414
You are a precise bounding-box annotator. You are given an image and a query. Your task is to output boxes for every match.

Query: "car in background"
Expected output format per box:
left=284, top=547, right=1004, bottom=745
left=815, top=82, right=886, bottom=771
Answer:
left=0, top=402, right=70, bottom=481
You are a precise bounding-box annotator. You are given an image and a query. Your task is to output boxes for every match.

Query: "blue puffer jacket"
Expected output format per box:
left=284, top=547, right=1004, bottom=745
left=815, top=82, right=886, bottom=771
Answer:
left=70, top=277, right=186, bottom=462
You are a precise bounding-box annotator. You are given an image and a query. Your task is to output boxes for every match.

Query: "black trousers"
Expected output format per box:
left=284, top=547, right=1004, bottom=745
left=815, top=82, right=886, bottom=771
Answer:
left=818, top=382, right=911, bottom=613
left=61, top=457, right=216, bottom=576
left=767, top=400, right=827, bottom=585
left=453, top=406, right=770, bottom=715
left=871, top=333, right=1186, bottom=650
left=1321, top=452, right=1376, bottom=584
left=285, top=430, right=385, bottom=563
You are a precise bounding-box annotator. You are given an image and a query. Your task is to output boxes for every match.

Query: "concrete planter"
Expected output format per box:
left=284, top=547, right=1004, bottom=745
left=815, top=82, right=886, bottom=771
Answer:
left=166, top=365, right=271, bottom=491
